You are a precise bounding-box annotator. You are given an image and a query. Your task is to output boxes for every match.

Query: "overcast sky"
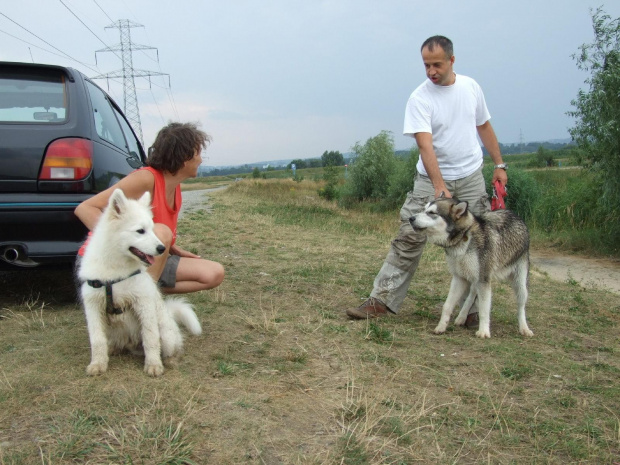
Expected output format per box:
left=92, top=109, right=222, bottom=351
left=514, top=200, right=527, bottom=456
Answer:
left=2, top=1, right=619, bottom=167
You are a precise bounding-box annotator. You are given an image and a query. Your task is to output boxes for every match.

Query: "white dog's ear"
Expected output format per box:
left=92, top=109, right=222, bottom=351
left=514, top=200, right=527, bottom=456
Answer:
left=109, top=189, right=128, bottom=216
left=137, top=191, right=151, bottom=207
left=454, top=201, right=469, bottom=219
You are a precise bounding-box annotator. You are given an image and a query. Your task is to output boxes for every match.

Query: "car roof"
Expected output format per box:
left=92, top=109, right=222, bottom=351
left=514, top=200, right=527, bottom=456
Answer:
left=0, top=61, right=79, bottom=82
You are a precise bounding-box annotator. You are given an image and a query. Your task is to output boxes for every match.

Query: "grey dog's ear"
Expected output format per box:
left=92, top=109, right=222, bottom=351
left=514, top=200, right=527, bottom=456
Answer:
left=453, top=201, right=469, bottom=219
left=438, top=191, right=446, bottom=199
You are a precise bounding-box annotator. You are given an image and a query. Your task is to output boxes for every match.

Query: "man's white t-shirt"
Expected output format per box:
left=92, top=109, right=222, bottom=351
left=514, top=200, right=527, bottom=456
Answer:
left=403, top=74, right=491, bottom=181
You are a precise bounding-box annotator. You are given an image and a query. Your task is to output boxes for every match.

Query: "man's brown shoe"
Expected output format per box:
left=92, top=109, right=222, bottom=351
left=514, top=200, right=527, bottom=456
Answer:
left=346, top=298, right=390, bottom=319
left=464, top=312, right=479, bottom=328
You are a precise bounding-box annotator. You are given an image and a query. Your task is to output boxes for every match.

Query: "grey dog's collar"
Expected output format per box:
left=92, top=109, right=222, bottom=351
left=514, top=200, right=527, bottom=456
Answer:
left=86, top=270, right=142, bottom=314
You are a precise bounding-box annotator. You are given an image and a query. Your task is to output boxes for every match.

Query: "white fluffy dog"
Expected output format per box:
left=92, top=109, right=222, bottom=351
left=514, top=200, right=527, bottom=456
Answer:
left=77, top=189, right=202, bottom=377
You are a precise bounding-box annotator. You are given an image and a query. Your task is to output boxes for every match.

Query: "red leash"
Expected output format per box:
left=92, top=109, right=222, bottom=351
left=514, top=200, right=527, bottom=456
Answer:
left=491, top=180, right=506, bottom=211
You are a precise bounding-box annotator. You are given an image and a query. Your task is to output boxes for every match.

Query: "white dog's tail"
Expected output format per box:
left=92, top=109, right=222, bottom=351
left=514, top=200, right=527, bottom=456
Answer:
left=165, top=297, right=202, bottom=335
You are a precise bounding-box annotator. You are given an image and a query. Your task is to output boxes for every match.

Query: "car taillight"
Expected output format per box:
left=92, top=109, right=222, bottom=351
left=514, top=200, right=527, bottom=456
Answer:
left=39, top=138, right=93, bottom=180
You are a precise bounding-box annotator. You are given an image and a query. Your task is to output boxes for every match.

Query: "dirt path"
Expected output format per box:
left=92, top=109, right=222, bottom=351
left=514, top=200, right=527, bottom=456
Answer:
left=530, top=251, right=620, bottom=295
left=179, top=186, right=228, bottom=219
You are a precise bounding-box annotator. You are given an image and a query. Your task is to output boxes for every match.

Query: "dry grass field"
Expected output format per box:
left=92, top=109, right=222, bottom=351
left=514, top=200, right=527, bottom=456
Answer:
left=1, top=179, right=619, bottom=464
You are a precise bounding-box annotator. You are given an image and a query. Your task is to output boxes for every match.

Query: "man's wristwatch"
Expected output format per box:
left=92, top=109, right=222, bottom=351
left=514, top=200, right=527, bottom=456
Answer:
left=494, top=163, right=507, bottom=170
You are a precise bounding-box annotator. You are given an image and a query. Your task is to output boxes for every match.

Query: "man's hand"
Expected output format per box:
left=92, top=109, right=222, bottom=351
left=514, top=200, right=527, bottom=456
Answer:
left=492, top=168, right=508, bottom=186
left=435, top=188, right=451, bottom=199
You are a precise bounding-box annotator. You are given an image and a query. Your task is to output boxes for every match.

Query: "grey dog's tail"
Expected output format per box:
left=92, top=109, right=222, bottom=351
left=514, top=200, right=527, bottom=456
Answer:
left=165, top=297, right=202, bottom=335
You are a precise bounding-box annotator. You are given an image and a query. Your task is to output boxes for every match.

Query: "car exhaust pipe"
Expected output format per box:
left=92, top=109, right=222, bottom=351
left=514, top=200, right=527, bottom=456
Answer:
left=1, top=245, right=38, bottom=267
left=3, top=247, right=20, bottom=263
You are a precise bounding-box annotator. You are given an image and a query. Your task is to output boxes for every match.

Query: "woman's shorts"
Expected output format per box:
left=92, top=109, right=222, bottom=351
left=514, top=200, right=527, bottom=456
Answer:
left=158, top=254, right=180, bottom=288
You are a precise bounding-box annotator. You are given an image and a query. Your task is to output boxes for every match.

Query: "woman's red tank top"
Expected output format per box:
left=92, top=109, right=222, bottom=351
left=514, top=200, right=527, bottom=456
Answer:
left=77, top=167, right=181, bottom=256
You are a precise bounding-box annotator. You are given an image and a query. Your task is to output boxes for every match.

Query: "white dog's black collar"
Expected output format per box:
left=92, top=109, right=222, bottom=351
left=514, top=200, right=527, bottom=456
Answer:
left=86, top=270, right=142, bottom=315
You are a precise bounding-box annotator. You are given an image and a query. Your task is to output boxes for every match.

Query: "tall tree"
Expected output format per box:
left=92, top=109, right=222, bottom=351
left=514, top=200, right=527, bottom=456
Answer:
left=568, top=8, right=620, bottom=210
left=287, top=159, right=307, bottom=170
left=321, top=150, right=345, bottom=167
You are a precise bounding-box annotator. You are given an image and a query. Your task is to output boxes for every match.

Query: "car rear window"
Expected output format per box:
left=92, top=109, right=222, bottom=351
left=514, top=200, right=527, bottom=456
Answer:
left=0, top=70, right=67, bottom=123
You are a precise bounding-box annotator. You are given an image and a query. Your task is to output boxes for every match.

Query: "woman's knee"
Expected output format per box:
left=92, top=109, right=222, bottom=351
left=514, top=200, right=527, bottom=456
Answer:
left=205, top=261, right=225, bottom=288
left=189, top=260, right=224, bottom=290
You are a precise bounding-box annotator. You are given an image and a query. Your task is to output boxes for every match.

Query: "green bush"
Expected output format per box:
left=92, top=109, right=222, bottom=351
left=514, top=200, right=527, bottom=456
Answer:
left=342, top=131, right=396, bottom=203
left=527, top=146, right=557, bottom=168
left=381, top=148, right=419, bottom=210
left=527, top=169, right=619, bottom=254
left=318, top=164, right=340, bottom=201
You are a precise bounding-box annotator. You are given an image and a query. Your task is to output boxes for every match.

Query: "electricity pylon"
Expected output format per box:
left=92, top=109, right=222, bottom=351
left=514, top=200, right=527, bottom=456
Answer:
left=92, top=19, right=169, bottom=146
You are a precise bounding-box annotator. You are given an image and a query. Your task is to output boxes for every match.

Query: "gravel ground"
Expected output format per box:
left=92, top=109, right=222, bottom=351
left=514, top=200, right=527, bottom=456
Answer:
left=179, top=186, right=227, bottom=219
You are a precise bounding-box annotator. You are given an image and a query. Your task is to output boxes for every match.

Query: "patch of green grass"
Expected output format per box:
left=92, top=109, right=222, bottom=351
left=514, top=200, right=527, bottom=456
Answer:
left=363, top=321, right=394, bottom=345
left=335, top=433, right=368, bottom=465
left=557, top=395, right=577, bottom=408
left=500, top=363, right=533, bottom=380
left=360, top=351, right=401, bottom=367
left=252, top=203, right=339, bottom=227
left=217, top=360, right=235, bottom=376
left=379, top=416, right=413, bottom=445
left=215, top=358, right=254, bottom=376
left=327, top=323, right=349, bottom=333
left=51, top=410, right=103, bottom=460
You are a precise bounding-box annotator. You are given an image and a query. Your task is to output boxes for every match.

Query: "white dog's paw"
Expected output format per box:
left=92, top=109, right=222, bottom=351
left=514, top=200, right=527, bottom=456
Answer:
left=86, top=362, right=108, bottom=376
left=454, top=315, right=467, bottom=326
left=433, top=324, right=447, bottom=335
left=520, top=327, right=534, bottom=337
left=144, top=362, right=164, bottom=377
left=163, top=355, right=181, bottom=368
left=475, top=329, right=491, bottom=339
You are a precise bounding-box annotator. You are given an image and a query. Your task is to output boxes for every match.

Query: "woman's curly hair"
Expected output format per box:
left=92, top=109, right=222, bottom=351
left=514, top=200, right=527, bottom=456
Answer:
left=147, top=122, right=212, bottom=174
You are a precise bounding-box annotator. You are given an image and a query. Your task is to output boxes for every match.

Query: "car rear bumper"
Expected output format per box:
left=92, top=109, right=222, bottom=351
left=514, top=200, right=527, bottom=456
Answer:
left=0, top=195, right=90, bottom=268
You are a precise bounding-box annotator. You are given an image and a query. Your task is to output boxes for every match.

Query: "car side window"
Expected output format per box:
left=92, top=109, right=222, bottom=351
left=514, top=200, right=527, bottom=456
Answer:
left=85, top=81, right=126, bottom=151
left=113, top=107, right=143, bottom=160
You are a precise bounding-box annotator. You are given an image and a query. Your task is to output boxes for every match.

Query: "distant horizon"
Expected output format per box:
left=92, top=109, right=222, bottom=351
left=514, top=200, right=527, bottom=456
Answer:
left=201, top=137, right=574, bottom=169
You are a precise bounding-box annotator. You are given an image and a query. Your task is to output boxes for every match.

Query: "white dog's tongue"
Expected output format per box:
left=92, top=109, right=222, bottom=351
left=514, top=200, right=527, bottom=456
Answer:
left=146, top=255, right=155, bottom=266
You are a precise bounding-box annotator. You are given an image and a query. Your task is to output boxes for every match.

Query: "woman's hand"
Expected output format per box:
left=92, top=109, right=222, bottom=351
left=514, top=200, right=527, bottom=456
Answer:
left=170, top=244, right=201, bottom=258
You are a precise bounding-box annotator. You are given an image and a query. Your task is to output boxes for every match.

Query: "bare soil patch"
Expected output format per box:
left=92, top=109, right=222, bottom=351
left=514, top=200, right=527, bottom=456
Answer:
left=531, top=250, right=620, bottom=295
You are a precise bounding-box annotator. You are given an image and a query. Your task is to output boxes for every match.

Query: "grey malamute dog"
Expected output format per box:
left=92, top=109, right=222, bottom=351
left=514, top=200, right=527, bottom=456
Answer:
left=409, top=194, right=533, bottom=339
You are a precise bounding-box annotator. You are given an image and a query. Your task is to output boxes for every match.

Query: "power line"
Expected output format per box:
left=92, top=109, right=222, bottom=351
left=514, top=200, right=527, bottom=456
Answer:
left=58, top=0, right=116, bottom=55
left=0, top=27, right=77, bottom=62
left=92, top=0, right=114, bottom=23
left=0, top=11, right=93, bottom=70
